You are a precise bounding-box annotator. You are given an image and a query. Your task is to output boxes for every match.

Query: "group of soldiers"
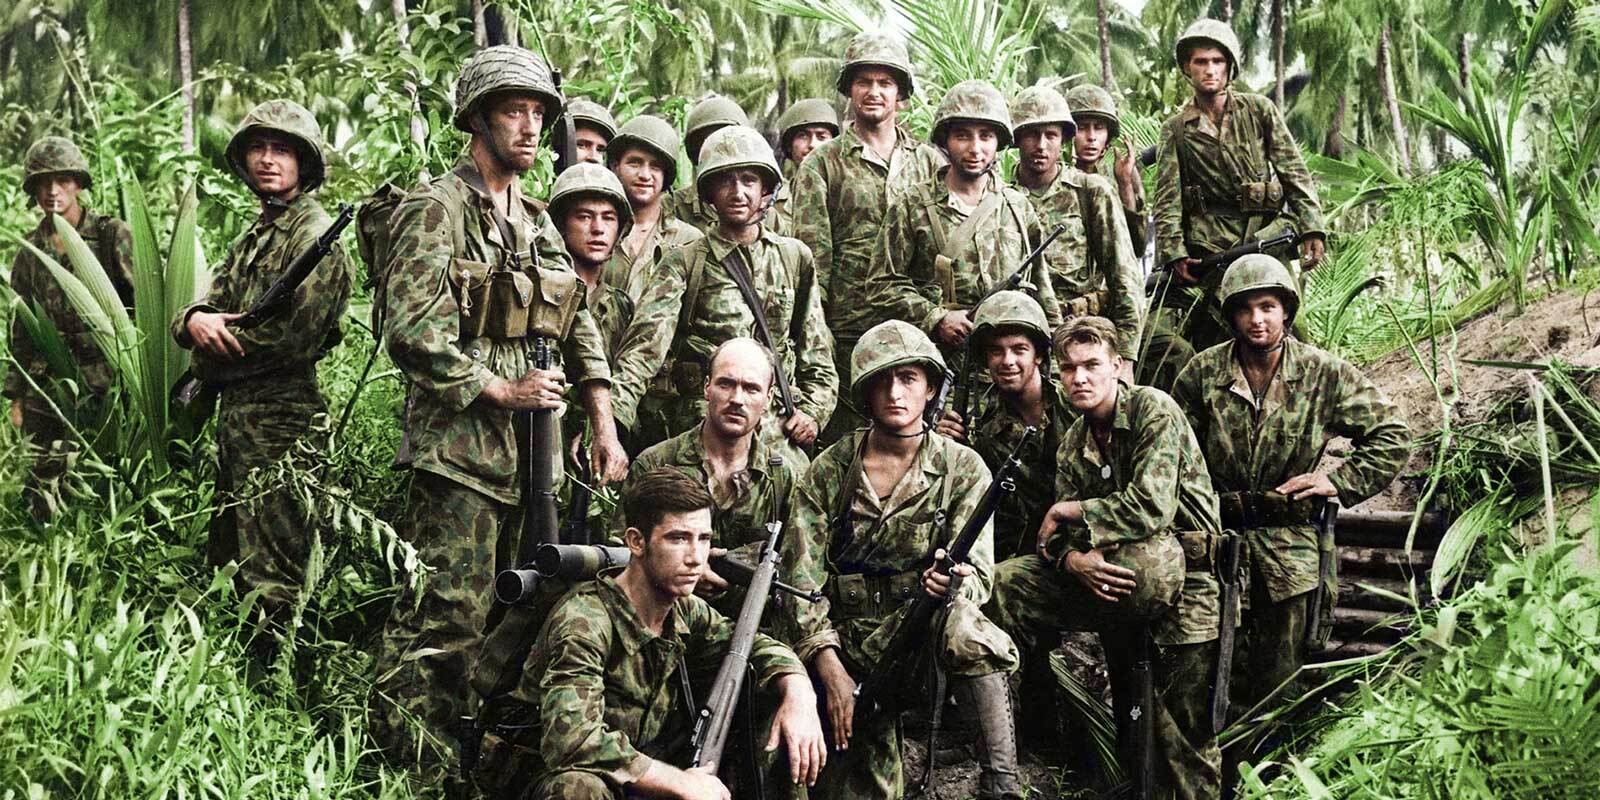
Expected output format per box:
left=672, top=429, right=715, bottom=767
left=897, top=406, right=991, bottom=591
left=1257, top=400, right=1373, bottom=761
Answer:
left=6, top=15, right=1415, bottom=800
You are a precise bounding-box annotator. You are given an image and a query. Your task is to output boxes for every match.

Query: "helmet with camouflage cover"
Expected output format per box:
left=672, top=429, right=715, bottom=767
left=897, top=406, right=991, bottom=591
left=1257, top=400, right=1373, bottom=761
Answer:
left=1220, top=253, right=1299, bottom=321
left=1094, top=535, right=1184, bottom=621
left=1010, top=85, right=1076, bottom=142
left=225, top=99, right=329, bottom=192
left=836, top=31, right=916, bottom=99
left=23, top=137, right=93, bottom=202
left=1174, top=18, right=1242, bottom=79
left=695, top=126, right=780, bottom=199
left=608, top=114, right=682, bottom=188
left=1064, top=84, right=1120, bottom=140
left=931, top=80, right=1014, bottom=149
left=684, top=95, right=750, bottom=165
left=777, top=99, right=841, bottom=155
left=850, top=320, right=948, bottom=407
left=548, top=162, right=634, bottom=226
left=453, top=45, right=564, bottom=132
left=567, top=98, right=618, bottom=139
left=972, top=291, right=1051, bottom=354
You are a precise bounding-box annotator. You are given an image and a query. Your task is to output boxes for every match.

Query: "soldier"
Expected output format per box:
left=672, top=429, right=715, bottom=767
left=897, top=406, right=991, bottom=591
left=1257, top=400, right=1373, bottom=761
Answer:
left=602, top=115, right=704, bottom=303
left=609, top=126, right=835, bottom=454
left=1171, top=256, right=1408, bottom=732
left=662, top=95, right=750, bottom=234
left=565, top=97, right=618, bottom=166
left=474, top=468, right=826, bottom=800
left=788, top=31, right=945, bottom=446
left=173, top=101, right=352, bottom=657
left=770, top=98, right=839, bottom=234
left=788, top=321, right=1021, bottom=800
left=5, top=136, right=134, bottom=520
left=368, top=46, right=629, bottom=784
left=550, top=163, right=634, bottom=358
left=987, top=316, right=1223, bottom=800
left=868, top=79, right=1062, bottom=369
left=1009, top=84, right=1143, bottom=371
left=1064, top=84, right=1148, bottom=256
left=1152, top=18, right=1326, bottom=359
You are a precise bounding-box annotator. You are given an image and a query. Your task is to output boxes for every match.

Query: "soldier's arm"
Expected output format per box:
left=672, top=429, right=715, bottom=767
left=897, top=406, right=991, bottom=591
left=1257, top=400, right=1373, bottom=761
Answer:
left=172, top=242, right=240, bottom=349
left=1324, top=359, right=1411, bottom=504
left=608, top=246, right=692, bottom=431
left=1090, top=180, right=1146, bottom=360
left=866, top=202, right=941, bottom=333
left=789, top=157, right=834, bottom=310
left=789, top=243, right=837, bottom=428
left=226, top=223, right=354, bottom=379
left=537, top=209, right=612, bottom=390
left=1077, top=395, right=1186, bottom=549
left=535, top=593, right=656, bottom=784
left=945, top=448, right=997, bottom=605
left=1169, top=359, right=1210, bottom=444
left=785, top=467, right=842, bottom=664
left=1262, top=97, right=1326, bottom=239
left=1153, top=123, right=1188, bottom=268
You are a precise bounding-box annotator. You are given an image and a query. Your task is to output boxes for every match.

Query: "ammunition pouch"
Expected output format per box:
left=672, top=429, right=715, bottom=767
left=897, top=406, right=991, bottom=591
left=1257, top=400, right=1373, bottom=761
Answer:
left=1176, top=530, right=1216, bottom=573
left=936, top=254, right=959, bottom=308
left=1064, top=290, right=1108, bottom=318
left=826, top=571, right=923, bottom=621
left=1238, top=179, right=1284, bottom=215
left=528, top=265, right=581, bottom=339
left=454, top=259, right=583, bottom=341
left=1218, top=491, right=1320, bottom=529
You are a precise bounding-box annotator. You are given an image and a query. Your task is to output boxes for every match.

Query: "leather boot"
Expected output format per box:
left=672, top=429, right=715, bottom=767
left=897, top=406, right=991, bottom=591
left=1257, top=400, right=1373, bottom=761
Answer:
left=954, top=672, right=1023, bottom=800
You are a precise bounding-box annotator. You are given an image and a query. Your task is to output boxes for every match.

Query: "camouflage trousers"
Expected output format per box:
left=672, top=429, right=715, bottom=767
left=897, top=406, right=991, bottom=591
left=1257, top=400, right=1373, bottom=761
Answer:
left=17, top=399, right=74, bottom=521
left=1136, top=306, right=1198, bottom=393
left=817, top=335, right=863, bottom=450
left=986, top=555, right=1221, bottom=800
left=1232, top=582, right=1311, bottom=719
left=369, top=471, right=522, bottom=784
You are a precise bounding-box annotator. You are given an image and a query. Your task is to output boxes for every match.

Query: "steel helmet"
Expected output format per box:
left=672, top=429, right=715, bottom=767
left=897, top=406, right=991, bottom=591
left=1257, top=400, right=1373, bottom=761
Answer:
left=608, top=114, right=682, bottom=188
left=850, top=320, right=948, bottom=407
left=777, top=99, right=841, bottom=154
left=695, top=126, right=781, bottom=200
left=1064, top=84, right=1121, bottom=140
left=972, top=290, right=1052, bottom=352
left=1220, top=253, right=1299, bottom=320
left=23, top=137, right=93, bottom=201
left=1096, top=535, right=1185, bottom=621
left=931, top=80, right=1014, bottom=149
left=836, top=31, right=916, bottom=99
left=225, top=99, right=329, bottom=192
left=549, top=162, right=634, bottom=226
left=453, top=46, right=564, bottom=132
left=567, top=98, right=619, bottom=139
left=1175, top=18, right=1242, bottom=79
left=1010, top=85, right=1076, bottom=142
left=684, top=95, right=750, bottom=165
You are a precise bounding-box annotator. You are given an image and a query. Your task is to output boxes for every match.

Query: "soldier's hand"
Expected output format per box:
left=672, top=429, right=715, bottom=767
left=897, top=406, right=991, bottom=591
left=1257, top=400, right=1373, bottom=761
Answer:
left=934, top=310, right=974, bottom=346
left=590, top=429, right=629, bottom=485
left=485, top=368, right=566, bottom=411
left=1036, top=500, right=1082, bottom=555
left=1276, top=471, right=1338, bottom=501
left=695, top=548, right=731, bottom=597
left=813, top=648, right=856, bottom=750
left=768, top=673, right=827, bottom=785
left=187, top=311, right=246, bottom=360
left=1114, top=145, right=1144, bottom=207
left=934, top=409, right=967, bottom=442
left=1171, top=258, right=1203, bottom=287
left=9, top=399, right=21, bottom=429
left=1299, top=235, right=1327, bottom=270
left=1063, top=546, right=1138, bottom=603
left=920, top=548, right=971, bottom=599
left=783, top=410, right=820, bottom=448
left=678, top=767, right=731, bottom=800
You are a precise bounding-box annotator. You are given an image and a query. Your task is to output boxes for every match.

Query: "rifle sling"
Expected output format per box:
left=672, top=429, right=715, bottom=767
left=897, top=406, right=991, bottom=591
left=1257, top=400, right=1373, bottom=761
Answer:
left=453, top=163, right=525, bottom=268
left=719, top=246, right=796, bottom=413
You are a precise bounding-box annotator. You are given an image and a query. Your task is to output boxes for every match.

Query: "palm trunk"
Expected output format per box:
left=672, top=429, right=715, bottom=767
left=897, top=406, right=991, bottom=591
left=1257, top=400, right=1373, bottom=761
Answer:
left=1272, top=0, right=1286, bottom=107
left=1323, top=91, right=1346, bottom=159
left=1456, top=34, right=1470, bottom=90
left=390, top=0, right=430, bottom=180
left=472, top=0, right=488, bottom=47
left=1218, top=0, right=1234, bottom=23
left=177, top=0, right=194, bottom=152
left=1377, top=22, right=1411, bottom=174
left=1095, top=0, right=1114, bottom=89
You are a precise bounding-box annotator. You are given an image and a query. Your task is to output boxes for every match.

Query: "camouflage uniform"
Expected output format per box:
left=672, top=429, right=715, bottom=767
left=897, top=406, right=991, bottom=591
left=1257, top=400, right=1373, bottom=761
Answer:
left=472, top=573, right=805, bottom=799
left=172, top=102, right=351, bottom=629
left=1171, top=256, right=1408, bottom=711
left=600, top=115, right=704, bottom=305
left=368, top=46, right=613, bottom=777
left=966, top=378, right=1075, bottom=562
left=5, top=137, right=135, bottom=518
left=1065, top=83, right=1149, bottom=257
left=662, top=95, right=750, bottom=235
left=771, top=99, right=841, bottom=236
left=609, top=127, right=837, bottom=452
left=987, top=381, right=1223, bottom=800
left=550, top=163, right=635, bottom=360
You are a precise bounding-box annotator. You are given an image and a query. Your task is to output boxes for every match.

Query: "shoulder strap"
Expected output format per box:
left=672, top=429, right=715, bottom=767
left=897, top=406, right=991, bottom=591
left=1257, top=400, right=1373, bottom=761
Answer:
left=676, top=239, right=711, bottom=341
left=941, top=191, right=1006, bottom=263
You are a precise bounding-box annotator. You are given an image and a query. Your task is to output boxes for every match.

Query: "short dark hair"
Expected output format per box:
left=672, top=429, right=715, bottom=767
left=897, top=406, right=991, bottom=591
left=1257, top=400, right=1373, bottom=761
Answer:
left=623, top=468, right=714, bottom=538
left=1052, top=316, right=1120, bottom=362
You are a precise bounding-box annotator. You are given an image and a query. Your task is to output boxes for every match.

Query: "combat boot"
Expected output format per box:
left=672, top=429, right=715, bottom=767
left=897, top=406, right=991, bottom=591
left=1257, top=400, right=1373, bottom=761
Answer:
left=955, top=672, right=1023, bottom=800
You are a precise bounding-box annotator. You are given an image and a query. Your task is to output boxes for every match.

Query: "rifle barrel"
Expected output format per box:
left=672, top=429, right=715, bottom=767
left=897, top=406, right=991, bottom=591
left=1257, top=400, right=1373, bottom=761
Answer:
left=691, top=523, right=784, bottom=772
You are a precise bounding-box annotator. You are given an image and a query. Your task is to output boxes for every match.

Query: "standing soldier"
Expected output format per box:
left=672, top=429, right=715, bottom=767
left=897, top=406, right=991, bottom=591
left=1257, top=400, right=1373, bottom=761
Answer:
left=869, top=80, right=1062, bottom=366
left=1171, top=256, right=1408, bottom=743
left=550, top=163, right=634, bottom=359
left=1009, top=85, right=1142, bottom=367
left=367, top=46, right=629, bottom=784
left=788, top=32, right=945, bottom=446
left=609, top=126, right=835, bottom=454
left=172, top=101, right=352, bottom=660
left=662, top=94, right=750, bottom=234
left=788, top=321, right=1022, bottom=800
left=562, top=97, right=618, bottom=166
left=770, top=98, right=839, bottom=234
left=602, top=115, right=704, bottom=303
left=1153, top=18, right=1326, bottom=358
left=1065, top=84, right=1148, bottom=256
left=5, top=136, right=134, bottom=520
left=988, top=316, right=1223, bottom=800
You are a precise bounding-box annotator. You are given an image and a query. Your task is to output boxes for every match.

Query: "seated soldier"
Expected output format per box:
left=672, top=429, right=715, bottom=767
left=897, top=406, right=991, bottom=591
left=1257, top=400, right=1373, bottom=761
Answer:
left=787, top=320, right=1022, bottom=800
left=987, top=316, right=1223, bottom=800
left=474, top=468, right=826, bottom=800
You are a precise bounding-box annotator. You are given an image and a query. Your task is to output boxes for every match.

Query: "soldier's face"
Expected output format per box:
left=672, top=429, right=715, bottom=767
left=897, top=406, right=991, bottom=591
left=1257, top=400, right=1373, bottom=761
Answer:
left=704, top=347, right=773, bottom=440
left=1183, top=47, right=1231, bottom=95
left=242, top=134, right=302, bottom=198
left=33, top=174, right=83, bottom=217
left=707, top=168, right=770, bottom=228
left=478, top=94, right=546, bottom=172
left=615, top=147, right=669, bottom=207
left=1059, top=340, right=1121, bottom=417
left=945, top=122, right=999, bottom=179
left=983, top=333, right=1043, bottom=394
left=574, top=124, right=609, bottom=165
left=1017, top=124, right=1064, bottom=176
left=1074, top=119, right=1112, bottom=167
left=560, top=198, right=621, bottom=269
left=849, top=68, right=902, bottom=124
left=629, top=508, right=715, bottom=599
left=786, top=126, right=835, bottom=164
left=866, top=365, right=934, bottom=433
left=1230, top=291, right=1288, bottom=349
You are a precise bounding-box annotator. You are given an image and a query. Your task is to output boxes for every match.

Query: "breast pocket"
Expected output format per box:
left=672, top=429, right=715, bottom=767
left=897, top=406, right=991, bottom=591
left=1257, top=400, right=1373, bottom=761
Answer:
left=450, top=257, right=494, bottom=338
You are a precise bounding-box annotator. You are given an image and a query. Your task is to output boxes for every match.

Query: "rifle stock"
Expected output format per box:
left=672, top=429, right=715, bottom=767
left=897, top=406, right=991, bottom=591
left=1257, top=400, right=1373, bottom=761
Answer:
left=1145, top=229, right=1305, bottom=294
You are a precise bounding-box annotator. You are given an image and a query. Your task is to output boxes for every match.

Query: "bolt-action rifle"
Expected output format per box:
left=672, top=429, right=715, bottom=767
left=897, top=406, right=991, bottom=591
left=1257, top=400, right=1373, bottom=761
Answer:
left=1145, top=229, right=1304, bottom=293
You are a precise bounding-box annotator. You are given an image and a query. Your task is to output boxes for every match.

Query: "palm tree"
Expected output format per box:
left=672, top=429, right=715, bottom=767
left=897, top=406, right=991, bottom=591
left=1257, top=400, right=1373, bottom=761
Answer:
left=1096, top=0, right=1114, bottom=88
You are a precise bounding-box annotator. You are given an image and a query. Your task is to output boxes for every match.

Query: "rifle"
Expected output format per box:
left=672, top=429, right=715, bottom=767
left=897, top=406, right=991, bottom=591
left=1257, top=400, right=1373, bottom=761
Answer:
left=923, top=368, right=956, bottom=432
left=1210, top=531, right=1243, bottom=734
left=1144, top=228, right=1304, bottom=293
left=494, top=542, right=822, bottom=605
left=514, top=337, right=563, bottom=582
left=721, top=249, right=798, bottom=419
left=951, top=225, right=1067, bottom=423
left=560, top=447, right=594, bottom=545
left=1303, top=499, right=1339, bottom=651
left=553, top=69, right=578, bottom=173
left=171, top=205, right=357, bottom=419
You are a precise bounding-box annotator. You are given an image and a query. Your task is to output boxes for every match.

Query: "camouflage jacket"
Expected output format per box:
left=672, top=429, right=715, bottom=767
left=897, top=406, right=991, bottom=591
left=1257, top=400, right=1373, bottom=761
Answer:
left=967, top=377, right=1075, bottom=561
left=787, top=124, right=946, bottom=339
left=173, top=194, right=351, bottom=404
left=1054, top=382, right=1221, bottom=645
left=517, top=575, right=803, bottom=785
left=786, top=431, right=996, bottom=665
left=768, top=179, right=795, bottom=238
left=1171, top=337, right=1410, bottom=600
left=661, top=185, right=718, bottom=235
left=1089, top=156, right=1149, bottom=256
left=869, top=171, right=1063, bottom=355
left=600, top=214, right=704, bottom=304
left=1014, top=165, right=1144, bottom=359
left=382, top=158, right=612, bottom=504
left=609, top=228, right=836, bottom=431
left=5, top=208, right=135, bottom=399
left=586, top=280, right=634, bottom=363
left=1154, top=91, right=1325, bottom=269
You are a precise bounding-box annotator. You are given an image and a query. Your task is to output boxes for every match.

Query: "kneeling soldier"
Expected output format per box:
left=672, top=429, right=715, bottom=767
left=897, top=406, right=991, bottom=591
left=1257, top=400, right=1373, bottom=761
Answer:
left=988, top=316, right=1222, bottom=800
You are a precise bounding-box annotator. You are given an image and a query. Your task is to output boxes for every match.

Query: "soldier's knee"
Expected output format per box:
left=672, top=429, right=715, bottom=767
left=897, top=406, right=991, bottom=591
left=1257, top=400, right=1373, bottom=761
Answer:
left=939, top=599, right=1020, bottom=677
left=530, top=770, right=617, bottom=800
